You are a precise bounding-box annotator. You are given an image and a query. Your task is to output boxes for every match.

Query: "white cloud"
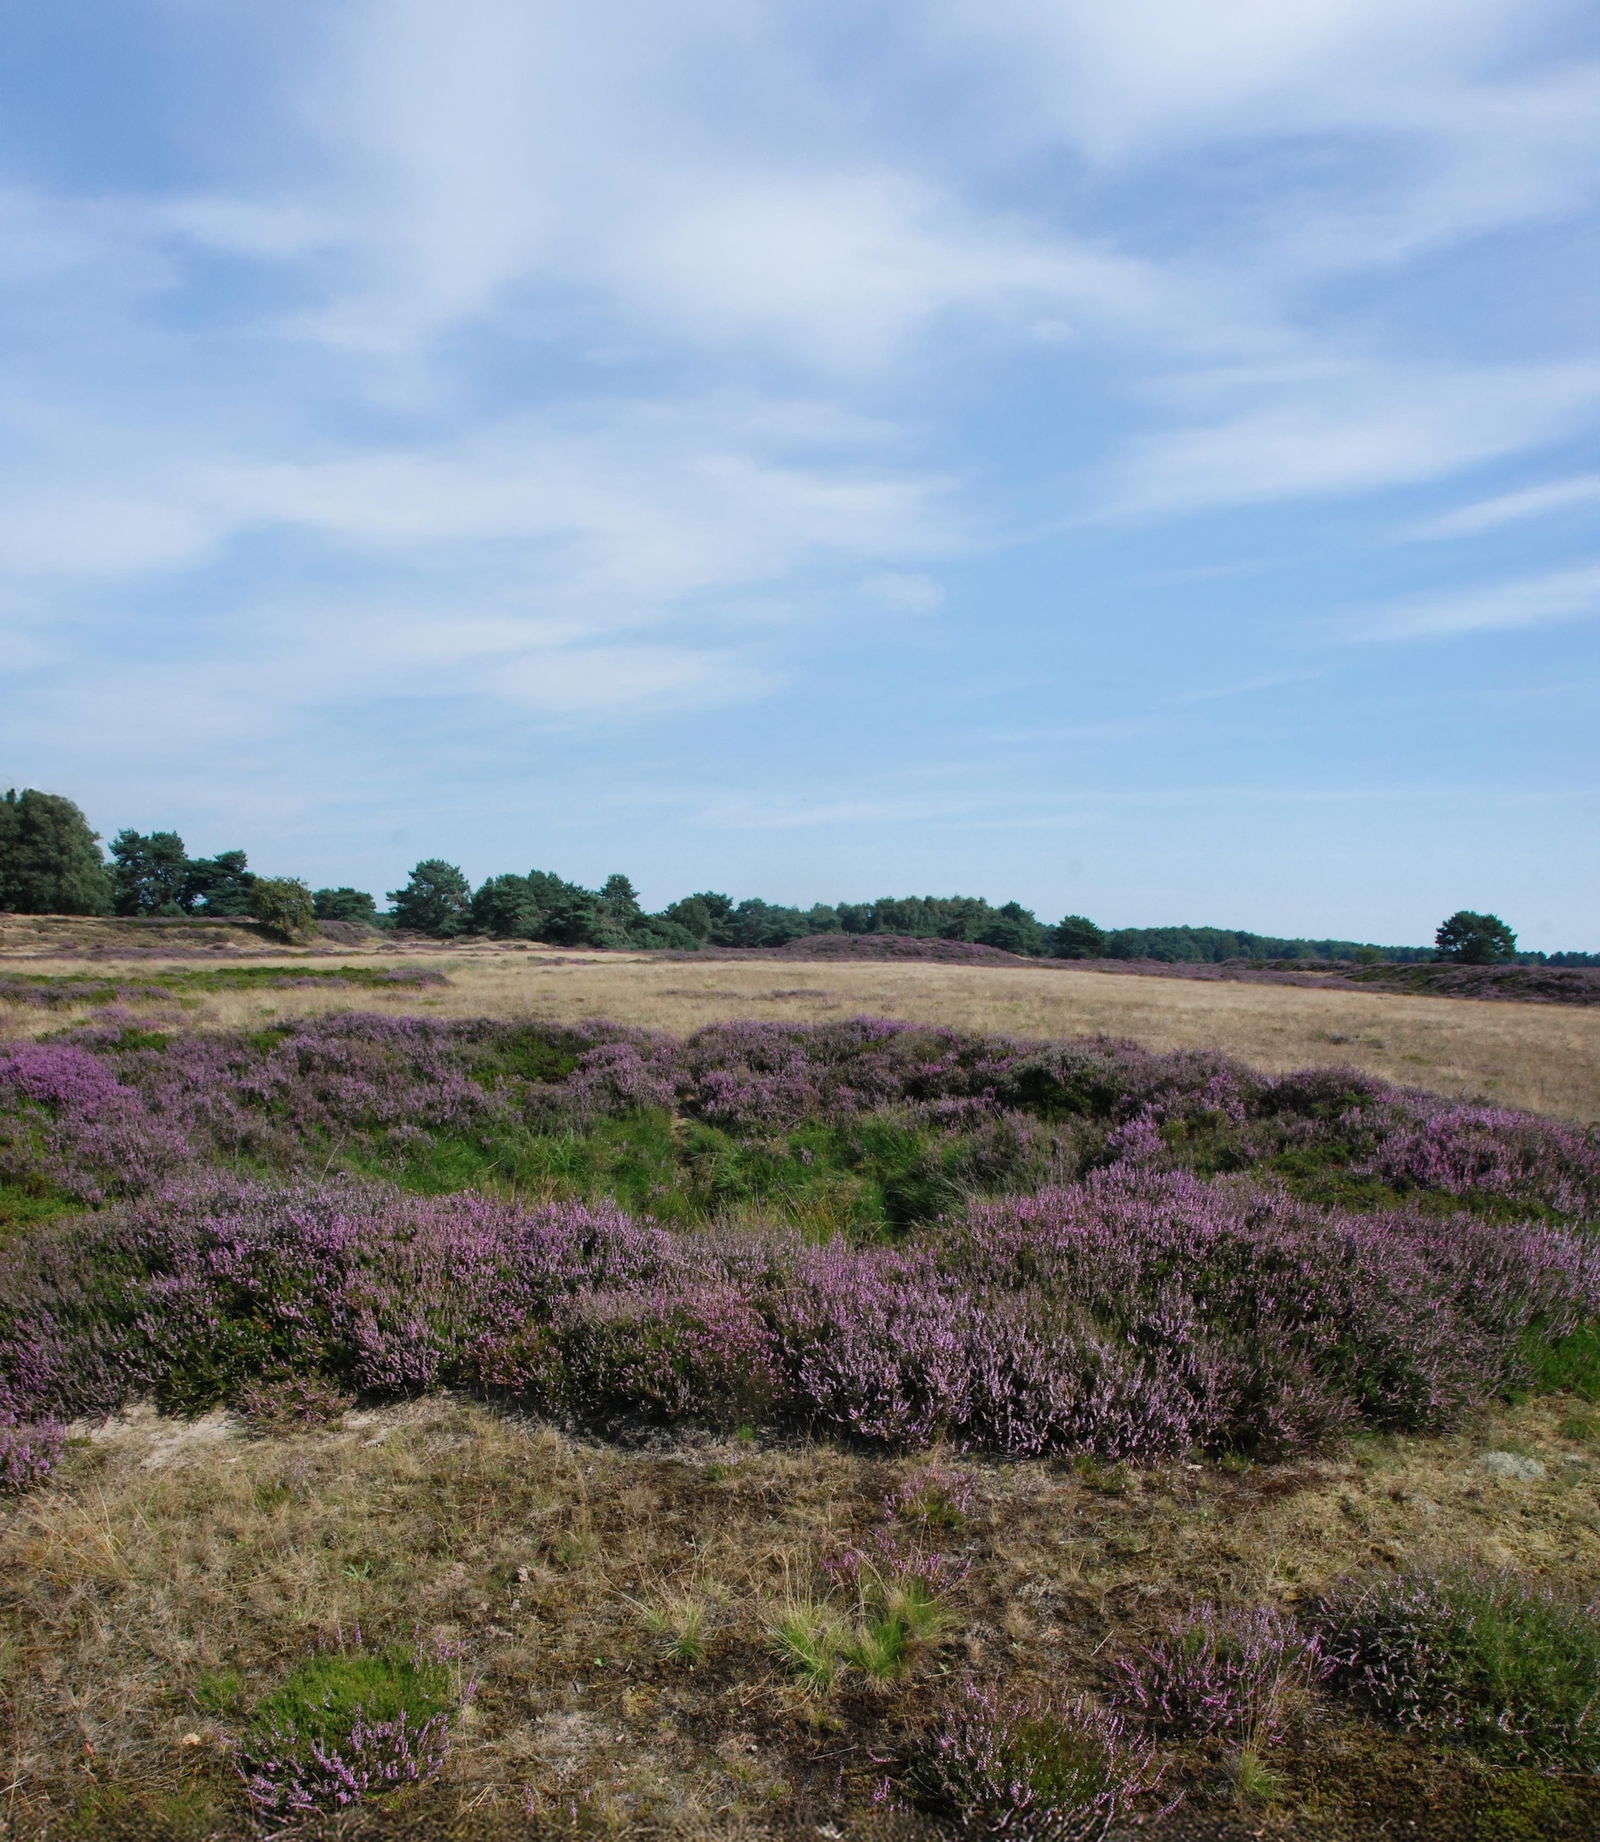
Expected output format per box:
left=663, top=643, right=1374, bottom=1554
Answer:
left=1347, top=562, right=1600, bottom=640
left=1410, top=474, right=1600, bottom=539
left=929, top=1, right=1543, bottom=157
left=927, top=2, right=1600, bottom=290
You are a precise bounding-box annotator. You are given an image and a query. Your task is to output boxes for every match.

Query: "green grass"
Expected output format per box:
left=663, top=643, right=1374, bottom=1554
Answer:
left=1518, top=1324, right=1600, bottom=1401
left=1324, top=1569, right=1600, bottom=1770
left=245, top=1645, right=453, bottom=1754
left=1464, top=1768, right=1589, bottom=1841
left=1173, top=1125, right=1573, bottom=1227
left=0, top=1176, right=77, bottom=1238
left=339, top=1105, right=1024, bottom=1241
left=5, top=963, right=445, bottom=1003
left=192, top=1666, right=246, bottom=1718
left=768, top=1598, right=849, bottom=1695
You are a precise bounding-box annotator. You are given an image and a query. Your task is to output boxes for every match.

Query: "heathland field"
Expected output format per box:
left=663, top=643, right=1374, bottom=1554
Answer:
left=1, top=949, right=1598, bottom=1839
left=3, top=942, right=1598, bottom=1120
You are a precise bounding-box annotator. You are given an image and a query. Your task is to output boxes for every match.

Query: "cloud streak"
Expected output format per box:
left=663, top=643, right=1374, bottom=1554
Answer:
left=1409, top=474, right=1600, bottom=539
left=1346, top=563, right=1600, bottom=641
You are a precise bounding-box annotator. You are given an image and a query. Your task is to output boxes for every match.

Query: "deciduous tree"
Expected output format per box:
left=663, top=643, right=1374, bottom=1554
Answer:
left=0, top=789, right=112, bottom=914
left=250, top=877, right=317, bottom=944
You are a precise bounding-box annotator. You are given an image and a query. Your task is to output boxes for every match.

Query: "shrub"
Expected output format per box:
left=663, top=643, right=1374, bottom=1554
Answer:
left=905, top=1684, right=1160, bottom=1838
left=249, top=877, right=316, bottom=944
left=1315, top=1569, right=1600, bottom=1770
left=1110, top=1603, right=1329, bottom=1746
left=234, top=1641, right=461, bottom=1815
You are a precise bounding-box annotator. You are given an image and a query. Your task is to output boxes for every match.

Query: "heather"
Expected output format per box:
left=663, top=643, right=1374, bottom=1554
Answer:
left=1315, top=1569, right=1600, bottom=1770
left=2, top=1013, right=1597, bottom=1475
left=3, top=1014, right=1597, bottom=1239
left=229, top=1638, right=467, bottom=1818
left=902, top=1684, right=1162, bottom=1837
left=3, top=1010, right=1599, bottom=1834
left=1109, top=1604, right=1330, bottom=1747
left=1, top=1157, right=1595, bottom=1476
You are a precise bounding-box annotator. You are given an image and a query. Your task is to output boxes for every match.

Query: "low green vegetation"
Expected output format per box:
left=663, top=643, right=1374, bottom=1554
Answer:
left=1320, top=1569, right=1600, bottom=1771
left=245, top=1647, right=453, bottom=1755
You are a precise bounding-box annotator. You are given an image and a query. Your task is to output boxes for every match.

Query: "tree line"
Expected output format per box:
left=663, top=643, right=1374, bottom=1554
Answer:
left=1, top=787, right=1593, bottom=966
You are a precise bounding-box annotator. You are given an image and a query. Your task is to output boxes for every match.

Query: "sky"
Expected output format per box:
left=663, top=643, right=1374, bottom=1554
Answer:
left=1, top=1, right=1597, bottom=949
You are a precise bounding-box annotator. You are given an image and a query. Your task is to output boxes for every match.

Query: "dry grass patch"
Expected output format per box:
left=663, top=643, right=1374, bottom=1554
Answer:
left=3, top=1397, right=1598, bottom=1838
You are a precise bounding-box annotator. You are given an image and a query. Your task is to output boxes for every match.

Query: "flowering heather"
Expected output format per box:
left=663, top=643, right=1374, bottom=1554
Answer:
left=2, top=1155, right=1594, bottom=1486
left=0, top=1012, right=1584, bottom=1221
left=0, top=1040, right=192, bottom=1204
left=1, top=1012, right=1595, bottom=1492
left=0, top=1413, right=63, bottom=1493
left=238, top=1706, right=454, bottom=1816
left=1109, top=1603, right=1330, bottom=1746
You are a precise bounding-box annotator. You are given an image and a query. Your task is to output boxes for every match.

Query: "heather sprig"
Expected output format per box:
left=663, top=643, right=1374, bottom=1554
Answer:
left=233, top=1638, right=467, bottom=1815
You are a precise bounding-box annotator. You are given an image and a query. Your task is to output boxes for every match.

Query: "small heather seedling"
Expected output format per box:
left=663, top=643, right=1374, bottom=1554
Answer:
left=0, top=1416, right=64, bottom=1493
left=887, top=1460, right=974, bottom=1532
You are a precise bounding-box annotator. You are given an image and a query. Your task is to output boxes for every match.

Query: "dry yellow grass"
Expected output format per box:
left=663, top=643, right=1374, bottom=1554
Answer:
left=7, top=945, right=1598, bottom=1121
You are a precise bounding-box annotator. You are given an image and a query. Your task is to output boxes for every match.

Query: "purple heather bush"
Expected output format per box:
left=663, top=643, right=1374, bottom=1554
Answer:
left=1, top=1014, right=1596, bottom=1491
left=0, top=1012, right=1591, bottom=1227
left=1110, top=1603, right=1330, bottom=1746
left=233, top=1636, right=465, bottom=1816
left=2, top=1160, right=1594, bottom=1484
left=0, top=1040, right=192, bottom=1204
left=1314, top=1569, right=1600, bottom=1770
left=238, top=1706, right=453, bottom=1817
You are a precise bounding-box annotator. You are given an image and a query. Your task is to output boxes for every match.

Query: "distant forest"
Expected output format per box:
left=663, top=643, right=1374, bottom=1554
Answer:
left=2, top=787, right=1595, bottom=965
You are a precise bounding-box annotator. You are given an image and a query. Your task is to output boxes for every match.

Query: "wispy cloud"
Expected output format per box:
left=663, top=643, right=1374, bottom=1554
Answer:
left=1, top=0, right=1596, bottom=940
left=1409, top=474, right=1600, bottom=539
left=1345, top=563, right=1600, bottom=641
left=1099, top=363, right=1600, bottom=517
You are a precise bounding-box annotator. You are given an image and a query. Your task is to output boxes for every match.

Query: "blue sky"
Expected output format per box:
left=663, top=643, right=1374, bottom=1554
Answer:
left=1, top=1, right=1596, bottom=948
